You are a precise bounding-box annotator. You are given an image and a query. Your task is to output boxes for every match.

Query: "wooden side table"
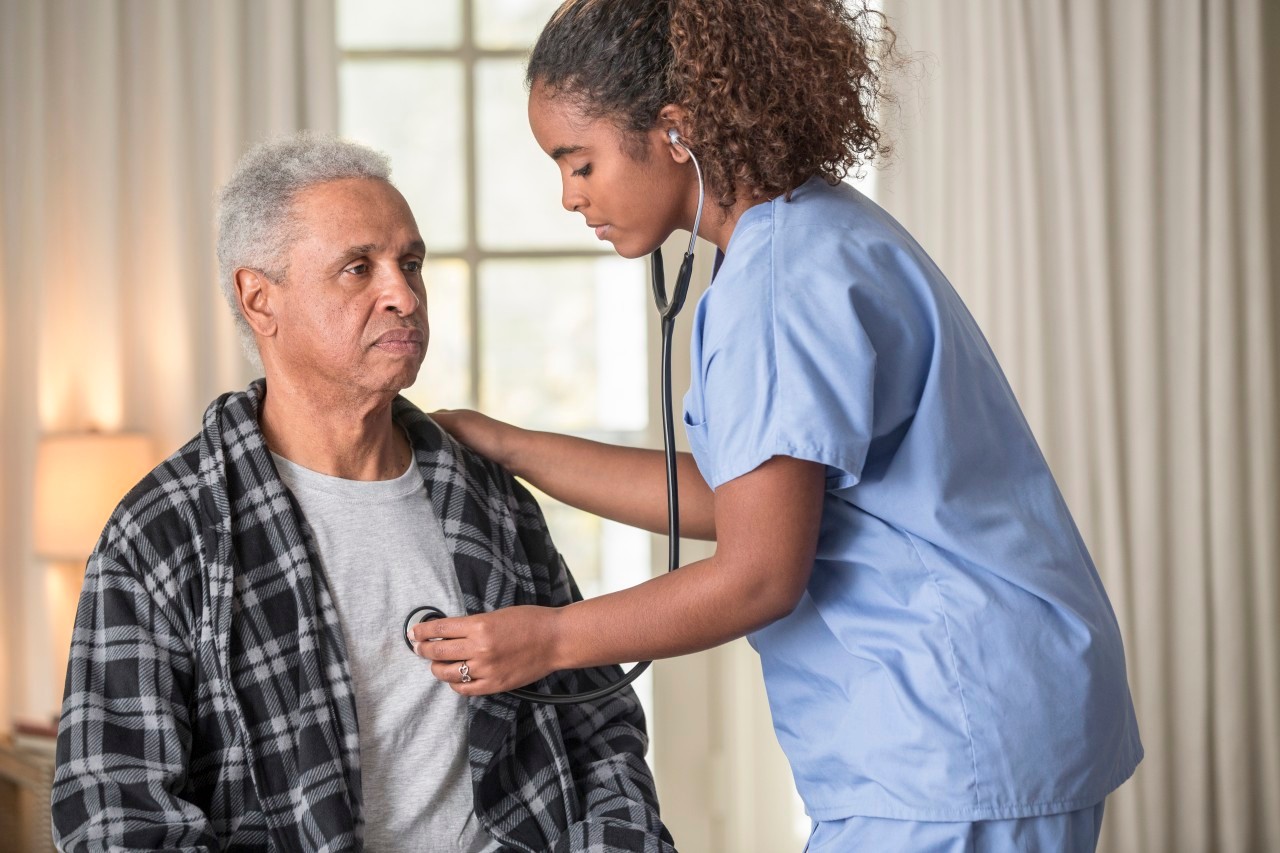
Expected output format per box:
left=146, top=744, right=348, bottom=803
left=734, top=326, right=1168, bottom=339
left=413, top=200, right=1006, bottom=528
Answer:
left=0, top=737, right=57, bottom=853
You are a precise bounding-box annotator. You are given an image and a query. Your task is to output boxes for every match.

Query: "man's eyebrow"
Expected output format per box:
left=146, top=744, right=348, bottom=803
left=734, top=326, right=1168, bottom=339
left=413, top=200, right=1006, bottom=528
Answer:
left=329, top=241, right=425, bottom=267
left=334, top=243, right=377, bottom=262
left=550, top=144, right=585, bottom=160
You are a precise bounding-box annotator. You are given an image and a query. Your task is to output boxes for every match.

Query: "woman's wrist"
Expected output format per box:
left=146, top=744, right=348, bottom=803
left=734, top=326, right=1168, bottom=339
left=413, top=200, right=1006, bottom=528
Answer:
left=499, top=423, right=530, bottom=478
left=546, top=602, right=576, bottom=671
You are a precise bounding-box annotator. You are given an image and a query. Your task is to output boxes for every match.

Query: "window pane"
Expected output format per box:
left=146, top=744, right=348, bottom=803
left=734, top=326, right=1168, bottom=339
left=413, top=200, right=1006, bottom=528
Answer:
left=479, top=257, right=647, bottom=432
left=527, top=493, right=652, bottom=601
left=474, top=0, right=560, bottom=50
left=340, top=60, right=467, bottom=252
left=402, top=259, right=472, bottom=411
left=537, top=493, right=601, bottom=589
left=337, top=0, right=462, bottom=50
left=475, top=59, right=603, bottom=251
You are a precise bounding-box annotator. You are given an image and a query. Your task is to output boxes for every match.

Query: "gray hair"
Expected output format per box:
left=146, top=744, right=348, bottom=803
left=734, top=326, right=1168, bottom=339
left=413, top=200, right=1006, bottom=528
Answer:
left=215, top=132, right=393, bottom=366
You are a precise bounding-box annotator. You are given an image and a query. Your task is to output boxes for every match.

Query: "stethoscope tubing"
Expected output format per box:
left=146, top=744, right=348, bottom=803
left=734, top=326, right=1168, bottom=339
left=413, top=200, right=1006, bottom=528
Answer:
left=503, top=304, right=683, bottom=704
left=406, top=133, right=703, bottom=706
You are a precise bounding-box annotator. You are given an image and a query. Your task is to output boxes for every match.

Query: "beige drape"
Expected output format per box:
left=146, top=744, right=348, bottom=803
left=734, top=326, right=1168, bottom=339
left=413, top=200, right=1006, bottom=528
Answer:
left=0, top=0, right=337, bottom=729
left=878, top=1, right=1280, bottom=851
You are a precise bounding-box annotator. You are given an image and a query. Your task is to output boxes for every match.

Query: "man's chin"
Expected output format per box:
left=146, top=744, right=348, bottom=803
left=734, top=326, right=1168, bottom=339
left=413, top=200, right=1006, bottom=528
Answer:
left=387, top=365, right=424, bottom=394
left=353, top=362, right=424, bottom=397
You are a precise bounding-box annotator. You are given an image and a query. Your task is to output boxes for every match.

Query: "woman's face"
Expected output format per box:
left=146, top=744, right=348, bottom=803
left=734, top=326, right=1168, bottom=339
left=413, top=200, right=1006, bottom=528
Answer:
left=528, top=83, right=697, bottom=259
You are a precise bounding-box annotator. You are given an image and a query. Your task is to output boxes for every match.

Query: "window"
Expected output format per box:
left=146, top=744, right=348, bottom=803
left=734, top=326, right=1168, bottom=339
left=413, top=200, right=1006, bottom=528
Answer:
left=337, top=0, right=653, bottom=706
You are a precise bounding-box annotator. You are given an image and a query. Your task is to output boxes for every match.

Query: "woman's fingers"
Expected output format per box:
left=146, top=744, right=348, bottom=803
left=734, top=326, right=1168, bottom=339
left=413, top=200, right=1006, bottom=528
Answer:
left=430, top=409, right=519, bottom=469
left=430, top=659, right=472, bottom=683
left=410, top=637, right=469, bottom=661
left=409, top=606, right=560, bottom=696
left=406, top=615, right=479, bottom=643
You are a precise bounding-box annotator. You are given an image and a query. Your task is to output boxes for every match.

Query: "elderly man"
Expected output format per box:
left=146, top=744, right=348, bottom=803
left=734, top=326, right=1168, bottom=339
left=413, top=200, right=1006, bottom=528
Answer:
left=51, top=133, right=674, bottom=853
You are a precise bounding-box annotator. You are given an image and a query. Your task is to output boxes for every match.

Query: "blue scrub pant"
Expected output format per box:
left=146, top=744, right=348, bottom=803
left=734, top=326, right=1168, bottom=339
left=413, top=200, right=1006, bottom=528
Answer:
left=805, top=800, right=1106, bottom=852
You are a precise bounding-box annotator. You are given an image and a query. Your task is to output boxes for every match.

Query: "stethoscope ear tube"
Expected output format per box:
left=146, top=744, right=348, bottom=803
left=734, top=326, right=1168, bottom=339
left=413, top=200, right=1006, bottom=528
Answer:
left=505, top=257, right=685, bottom=704
left=650, top=247, right=694, bottom=320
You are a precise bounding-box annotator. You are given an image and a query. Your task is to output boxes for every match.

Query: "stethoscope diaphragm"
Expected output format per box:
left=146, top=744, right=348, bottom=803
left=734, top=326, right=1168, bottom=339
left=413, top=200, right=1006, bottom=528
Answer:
left=402, top=605, right=447, bottom=652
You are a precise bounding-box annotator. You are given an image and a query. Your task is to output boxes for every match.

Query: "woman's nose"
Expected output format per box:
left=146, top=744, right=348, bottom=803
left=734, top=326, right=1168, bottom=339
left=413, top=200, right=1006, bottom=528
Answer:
left=561, top=179, right=585, bottom=214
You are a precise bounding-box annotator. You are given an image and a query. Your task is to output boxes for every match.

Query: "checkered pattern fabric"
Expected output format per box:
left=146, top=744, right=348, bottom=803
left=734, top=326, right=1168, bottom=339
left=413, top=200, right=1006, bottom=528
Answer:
left=52, top=381, right=675, bottom=852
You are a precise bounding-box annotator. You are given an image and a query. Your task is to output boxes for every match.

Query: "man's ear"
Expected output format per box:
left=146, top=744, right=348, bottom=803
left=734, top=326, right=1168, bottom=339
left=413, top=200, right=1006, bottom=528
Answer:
left=234, top=268, right=279, bottom=339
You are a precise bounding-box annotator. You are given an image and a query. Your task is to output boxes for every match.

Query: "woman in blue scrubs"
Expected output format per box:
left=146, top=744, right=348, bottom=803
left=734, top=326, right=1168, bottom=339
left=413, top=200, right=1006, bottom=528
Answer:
left=412, top=0, right=1142, bottom=848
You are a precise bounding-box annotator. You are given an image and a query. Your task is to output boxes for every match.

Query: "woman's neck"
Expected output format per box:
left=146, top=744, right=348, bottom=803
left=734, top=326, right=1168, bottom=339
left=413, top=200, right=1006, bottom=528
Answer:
left=697, top=186, right=772, bottom=253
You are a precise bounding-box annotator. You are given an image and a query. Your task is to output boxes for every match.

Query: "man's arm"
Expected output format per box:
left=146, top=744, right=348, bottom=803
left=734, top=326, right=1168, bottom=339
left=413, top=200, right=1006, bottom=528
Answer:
left=52, top=542, right=216, bottom=852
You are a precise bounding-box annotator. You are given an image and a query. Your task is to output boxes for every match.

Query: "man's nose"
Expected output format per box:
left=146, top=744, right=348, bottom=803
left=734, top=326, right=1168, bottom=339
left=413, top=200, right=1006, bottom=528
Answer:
left=380, top=270, right=420, bottom=316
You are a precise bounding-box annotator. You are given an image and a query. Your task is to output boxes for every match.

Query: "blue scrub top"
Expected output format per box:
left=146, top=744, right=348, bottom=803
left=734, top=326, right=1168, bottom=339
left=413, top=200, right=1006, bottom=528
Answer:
left=682, top=177, right=1142, bottom=822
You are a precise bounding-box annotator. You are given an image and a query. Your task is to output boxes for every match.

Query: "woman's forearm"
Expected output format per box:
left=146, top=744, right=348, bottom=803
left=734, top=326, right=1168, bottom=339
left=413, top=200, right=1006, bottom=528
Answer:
left=549, top=551, right=799, bottom=669
left=412, top=456, right=824, bottom=694
left=548, top=454, right=826, bottom=669
left=508, top=429, right=716, bottom=540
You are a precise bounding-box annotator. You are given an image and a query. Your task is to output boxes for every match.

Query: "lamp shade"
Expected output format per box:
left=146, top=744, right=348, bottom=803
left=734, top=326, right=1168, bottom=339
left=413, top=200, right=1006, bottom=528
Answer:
left=34, top=432, right=153, bottom=560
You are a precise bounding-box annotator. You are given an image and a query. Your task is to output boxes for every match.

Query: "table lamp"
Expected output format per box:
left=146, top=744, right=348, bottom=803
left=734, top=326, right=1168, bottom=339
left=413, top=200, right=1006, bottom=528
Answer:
left=34, top=432, right=153, bottom=561
left=30, top=432, right=153, bottom=719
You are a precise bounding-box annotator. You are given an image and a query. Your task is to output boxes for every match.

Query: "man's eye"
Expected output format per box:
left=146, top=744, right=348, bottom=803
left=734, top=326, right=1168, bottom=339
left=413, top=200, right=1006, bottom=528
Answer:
left=402, top=260, right=423, bottom=273
left=570, top=163, right=592, bottom=178
left=344, top=262, right=370, bottom=275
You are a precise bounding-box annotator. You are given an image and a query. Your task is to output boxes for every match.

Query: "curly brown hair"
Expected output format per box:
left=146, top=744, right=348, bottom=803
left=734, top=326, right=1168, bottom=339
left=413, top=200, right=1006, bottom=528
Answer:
left=526, top=0, right=896, bottom=210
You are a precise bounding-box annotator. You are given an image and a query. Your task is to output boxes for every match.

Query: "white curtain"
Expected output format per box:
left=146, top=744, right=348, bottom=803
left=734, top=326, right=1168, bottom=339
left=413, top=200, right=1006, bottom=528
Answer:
left=878, top=1, right=1280, bottom=851
left=0, top=0, right=337, bottom=729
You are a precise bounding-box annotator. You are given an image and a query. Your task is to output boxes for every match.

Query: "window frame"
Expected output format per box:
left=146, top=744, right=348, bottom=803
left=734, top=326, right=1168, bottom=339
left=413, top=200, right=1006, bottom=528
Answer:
left=339, top=2, right=624, bottom=413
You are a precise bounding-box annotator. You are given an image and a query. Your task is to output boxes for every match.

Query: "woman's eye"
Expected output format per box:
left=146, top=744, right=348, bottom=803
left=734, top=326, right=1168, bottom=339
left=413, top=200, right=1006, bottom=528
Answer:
left=570, top=163, right=592, bottom=178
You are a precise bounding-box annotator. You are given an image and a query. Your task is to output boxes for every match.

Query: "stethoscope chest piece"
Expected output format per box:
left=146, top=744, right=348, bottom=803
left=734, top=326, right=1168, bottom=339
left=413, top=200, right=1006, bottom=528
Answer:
left=403, top=605, right=447, bottom=651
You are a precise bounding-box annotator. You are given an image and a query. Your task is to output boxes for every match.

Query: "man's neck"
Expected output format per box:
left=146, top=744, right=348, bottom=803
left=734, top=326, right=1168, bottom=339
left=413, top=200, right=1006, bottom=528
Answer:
left=258, top=373, right=411, bottom=481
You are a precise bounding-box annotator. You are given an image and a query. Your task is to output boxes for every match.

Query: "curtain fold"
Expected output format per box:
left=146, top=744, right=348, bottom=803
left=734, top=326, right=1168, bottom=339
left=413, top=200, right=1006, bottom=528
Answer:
left=879, top=1, right=1279, bottom=850
left=0, top=0, right=337, bottom=728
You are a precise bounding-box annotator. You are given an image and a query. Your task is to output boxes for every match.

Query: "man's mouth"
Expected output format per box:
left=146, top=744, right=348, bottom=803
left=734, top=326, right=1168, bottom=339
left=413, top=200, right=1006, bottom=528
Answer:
left=373, top=328, right=425, bottom=354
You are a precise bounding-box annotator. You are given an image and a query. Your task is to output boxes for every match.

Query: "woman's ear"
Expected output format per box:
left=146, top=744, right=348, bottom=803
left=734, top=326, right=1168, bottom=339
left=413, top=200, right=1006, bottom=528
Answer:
left=235, top=268, right=279, bottom=339
left=657, top=104, right=693, bottom=162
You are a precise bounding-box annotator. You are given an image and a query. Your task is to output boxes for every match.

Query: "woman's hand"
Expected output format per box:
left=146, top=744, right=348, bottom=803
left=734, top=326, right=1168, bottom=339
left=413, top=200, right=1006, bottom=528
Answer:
left=407, top=605, right=565, bottom=696
left=434, top=413, right=717, bottom=539
left=431, top=409, right=523, bottom=471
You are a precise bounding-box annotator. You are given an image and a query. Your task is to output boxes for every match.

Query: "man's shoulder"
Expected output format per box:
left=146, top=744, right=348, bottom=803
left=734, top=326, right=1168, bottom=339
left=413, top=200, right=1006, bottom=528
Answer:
left=96, top=432, right=208, bottom=571
left=121, top=432, right=203, bottom=511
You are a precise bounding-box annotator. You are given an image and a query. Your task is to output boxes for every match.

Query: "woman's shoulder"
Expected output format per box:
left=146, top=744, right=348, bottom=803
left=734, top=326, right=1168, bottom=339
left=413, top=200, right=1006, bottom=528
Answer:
left=705, top=177, right=952, bottom=330
left=773, top=177, right=911, bottom=248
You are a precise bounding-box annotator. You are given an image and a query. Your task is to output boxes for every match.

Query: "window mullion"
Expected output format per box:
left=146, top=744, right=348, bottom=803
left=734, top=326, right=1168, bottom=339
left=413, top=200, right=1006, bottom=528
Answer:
left=462, top=0, right=482, bottom=408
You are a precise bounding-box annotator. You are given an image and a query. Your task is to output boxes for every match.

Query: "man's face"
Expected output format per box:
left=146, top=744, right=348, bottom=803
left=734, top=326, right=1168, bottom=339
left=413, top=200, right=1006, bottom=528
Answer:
left=266, top=178, right=428, bottom=397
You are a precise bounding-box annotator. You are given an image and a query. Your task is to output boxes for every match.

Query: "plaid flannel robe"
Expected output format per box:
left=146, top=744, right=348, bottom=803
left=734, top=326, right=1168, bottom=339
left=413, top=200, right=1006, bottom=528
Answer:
left=52, top=381, right=676, bottom=853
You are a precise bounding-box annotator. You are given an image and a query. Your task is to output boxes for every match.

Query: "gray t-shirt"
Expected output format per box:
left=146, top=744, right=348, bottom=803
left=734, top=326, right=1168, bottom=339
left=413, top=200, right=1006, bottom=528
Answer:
left=273, top=451, right=498, bottom=853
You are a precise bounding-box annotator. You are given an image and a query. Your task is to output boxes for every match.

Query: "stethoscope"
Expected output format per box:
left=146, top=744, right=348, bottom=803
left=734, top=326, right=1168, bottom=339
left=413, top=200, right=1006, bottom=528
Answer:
left=404, top=129, right=704, bottom=705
